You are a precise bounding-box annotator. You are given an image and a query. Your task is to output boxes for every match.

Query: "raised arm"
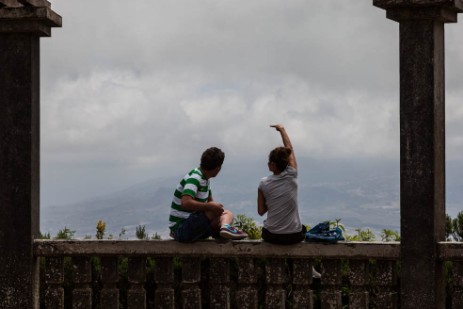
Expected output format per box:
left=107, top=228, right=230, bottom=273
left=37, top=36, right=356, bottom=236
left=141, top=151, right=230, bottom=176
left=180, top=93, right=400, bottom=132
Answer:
left=270, top=124, right=297, bottom=169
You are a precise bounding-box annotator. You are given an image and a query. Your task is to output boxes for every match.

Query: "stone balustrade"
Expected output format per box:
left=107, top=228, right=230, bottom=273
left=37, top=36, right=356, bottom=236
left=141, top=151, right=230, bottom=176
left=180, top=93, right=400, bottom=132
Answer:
left=33, top=240, right=463, bottom=308
left=35, top=240, right=403, bottom=308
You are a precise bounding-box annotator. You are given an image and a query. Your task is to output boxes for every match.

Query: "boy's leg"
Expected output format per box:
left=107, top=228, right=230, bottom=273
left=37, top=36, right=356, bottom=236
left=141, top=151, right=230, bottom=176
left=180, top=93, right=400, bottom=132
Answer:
left=205, top=209, right=248, bottom=240
left=174, top=212, right=213, bottom=243
left=218, top=210, right=248, bottom=240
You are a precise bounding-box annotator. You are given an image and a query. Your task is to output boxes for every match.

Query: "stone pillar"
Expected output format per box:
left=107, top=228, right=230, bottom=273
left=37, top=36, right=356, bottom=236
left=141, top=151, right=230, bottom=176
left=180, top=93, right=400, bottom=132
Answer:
left=373, top=1, right=462, bottom=308
left=0, top=1, right=61, bottom=308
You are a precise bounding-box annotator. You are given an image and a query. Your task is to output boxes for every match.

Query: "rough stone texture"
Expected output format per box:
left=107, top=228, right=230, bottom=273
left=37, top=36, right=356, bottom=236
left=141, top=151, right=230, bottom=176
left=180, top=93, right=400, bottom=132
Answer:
left=100, top=257, right=119, bottom=309
left=72, top=257, right=92, bottom=309
left=0, top=32, right=40, bottom=309
left=439, top=242, right=463, bottom=260
left=265, top=259, right=287, bottom=309
left=235, top=258, right=258, bottom=309
left=155, top=258, right=175, bottom=309
left=291, top=259, right=313, bottom=309
left=0, top=2, right=60, bottom=308
left=375, top=260, right=397, bottom=309
left=44, top=257, right=64, bottom=309
left=348, top=260, right=369, bottom=309
left=399, top=18, right=445, bottom=309
left=0, top=1, right=61, bottom=36
left=320, top=260, right=342, bottom=309
left=451, top=261, right=463, bottom=309
left=181, top=258, right=202, bottom=309
left=209, top=258, right=230, bottom=308
left=128, top=257, right=146, bottom=309
left=373, top=1, right=463, bottom=308
left=35, top=240, right=401, bottom=258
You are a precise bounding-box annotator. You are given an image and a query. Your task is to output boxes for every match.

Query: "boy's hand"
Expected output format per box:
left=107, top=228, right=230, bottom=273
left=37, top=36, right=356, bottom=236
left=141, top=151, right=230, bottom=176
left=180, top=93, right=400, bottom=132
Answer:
left=207, top=201, right=224, bottom=215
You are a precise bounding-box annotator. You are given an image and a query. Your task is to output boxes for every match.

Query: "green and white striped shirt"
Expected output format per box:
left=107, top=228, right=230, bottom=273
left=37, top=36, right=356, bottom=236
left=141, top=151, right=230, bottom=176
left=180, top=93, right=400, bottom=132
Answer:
left=169, top=168, right=211, bottom=231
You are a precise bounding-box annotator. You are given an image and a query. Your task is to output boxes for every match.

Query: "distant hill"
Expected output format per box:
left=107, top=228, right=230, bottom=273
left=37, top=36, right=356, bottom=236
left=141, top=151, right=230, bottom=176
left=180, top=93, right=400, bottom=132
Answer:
left=41, top=157, right=463, bottom=239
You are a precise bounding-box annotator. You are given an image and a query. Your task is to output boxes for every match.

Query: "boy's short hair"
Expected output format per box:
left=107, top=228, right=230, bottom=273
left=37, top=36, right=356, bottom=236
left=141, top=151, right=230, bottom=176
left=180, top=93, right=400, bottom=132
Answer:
left=200, top=147, right=225, bottom=170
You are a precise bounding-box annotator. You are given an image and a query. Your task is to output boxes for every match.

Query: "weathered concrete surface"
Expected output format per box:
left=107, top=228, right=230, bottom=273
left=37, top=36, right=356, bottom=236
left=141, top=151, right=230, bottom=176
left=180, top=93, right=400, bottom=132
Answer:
left=0, top=1, right=61, bottom=36
left=0, top=32, right=40, bottom=309
left=373, top=1, right=463, bottom=308
left=34, top=239, right=401, bottom=259
left=0, top=1, right=60, bottom=308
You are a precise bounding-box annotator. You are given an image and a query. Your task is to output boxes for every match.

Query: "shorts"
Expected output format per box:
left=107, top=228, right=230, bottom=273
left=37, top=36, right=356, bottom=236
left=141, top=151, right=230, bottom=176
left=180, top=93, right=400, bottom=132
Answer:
left=262, top=225, right=307, bottom=245
left=171, top=212, right=213, bottom=243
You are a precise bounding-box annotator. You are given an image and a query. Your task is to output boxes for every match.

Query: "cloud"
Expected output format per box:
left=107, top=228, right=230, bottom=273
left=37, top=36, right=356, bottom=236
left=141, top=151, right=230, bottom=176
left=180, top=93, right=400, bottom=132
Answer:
left=40, top=0, right=463, bottom=205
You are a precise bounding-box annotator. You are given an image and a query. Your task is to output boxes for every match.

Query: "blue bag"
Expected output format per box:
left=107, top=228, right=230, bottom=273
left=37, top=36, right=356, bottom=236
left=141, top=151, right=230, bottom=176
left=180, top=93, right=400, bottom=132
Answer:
left=305, top=221, right=345, bottom=243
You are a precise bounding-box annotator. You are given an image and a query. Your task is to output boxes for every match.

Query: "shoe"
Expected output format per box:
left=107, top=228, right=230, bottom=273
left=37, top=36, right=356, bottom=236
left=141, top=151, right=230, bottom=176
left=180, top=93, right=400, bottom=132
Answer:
left=312, top=267, right=321, bottom=279
left=219, top=224, right=248, bottom=240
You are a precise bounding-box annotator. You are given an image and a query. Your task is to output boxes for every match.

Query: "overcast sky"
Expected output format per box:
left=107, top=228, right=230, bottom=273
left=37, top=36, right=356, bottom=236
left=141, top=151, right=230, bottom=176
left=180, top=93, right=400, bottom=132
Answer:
left=40, top=1, right=463, bottom=206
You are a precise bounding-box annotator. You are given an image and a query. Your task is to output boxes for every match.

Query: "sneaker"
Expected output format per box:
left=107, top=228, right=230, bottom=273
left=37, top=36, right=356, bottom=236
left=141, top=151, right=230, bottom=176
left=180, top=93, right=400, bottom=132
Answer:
left=219, top=224, right=248, bottom=240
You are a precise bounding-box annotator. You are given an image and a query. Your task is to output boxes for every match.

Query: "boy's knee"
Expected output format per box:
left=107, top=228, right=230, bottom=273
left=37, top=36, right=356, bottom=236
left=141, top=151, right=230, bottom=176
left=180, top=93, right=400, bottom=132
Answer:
left=223, top=209, right=233, bottom=217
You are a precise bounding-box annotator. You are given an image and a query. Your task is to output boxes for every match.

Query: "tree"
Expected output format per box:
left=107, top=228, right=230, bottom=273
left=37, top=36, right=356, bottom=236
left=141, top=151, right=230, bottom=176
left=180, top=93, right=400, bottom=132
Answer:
left=234, top=214, right=262, bottom=240
left=55, top=227, right=75, bottom=240
left=136, top=225, right=148, bottom=240
left=381, top=229, right=400, bottom=242
left=96, top=219, right=106, bottom=240
left=151, top=232, right=162, bottom=240
left=452, top=211, right=463, bottom=241
left=346, top=228, right=376, bottom=241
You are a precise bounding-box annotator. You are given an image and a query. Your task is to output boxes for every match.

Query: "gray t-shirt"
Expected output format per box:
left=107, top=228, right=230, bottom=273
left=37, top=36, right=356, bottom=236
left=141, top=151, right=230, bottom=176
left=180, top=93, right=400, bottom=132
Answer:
left=258, top=166, right=302, bottom=234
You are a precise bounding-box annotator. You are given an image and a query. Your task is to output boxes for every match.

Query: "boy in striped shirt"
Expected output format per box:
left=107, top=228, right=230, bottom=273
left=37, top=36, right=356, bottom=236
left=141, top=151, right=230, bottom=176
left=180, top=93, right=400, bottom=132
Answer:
left=169, top=147, right=247, bottom=242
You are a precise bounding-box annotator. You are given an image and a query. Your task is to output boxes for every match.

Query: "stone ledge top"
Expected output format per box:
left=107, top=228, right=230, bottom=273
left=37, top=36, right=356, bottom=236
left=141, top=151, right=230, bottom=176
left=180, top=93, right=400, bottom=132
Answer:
left=374, top=0, right=463, bottom=10
left=33, top=239, right=401, bottom=260
left=0, top=0, right=50, bottom=9
left=374, top=0, right=463, bottom=22
left=0, top=0, right=61, bottom=36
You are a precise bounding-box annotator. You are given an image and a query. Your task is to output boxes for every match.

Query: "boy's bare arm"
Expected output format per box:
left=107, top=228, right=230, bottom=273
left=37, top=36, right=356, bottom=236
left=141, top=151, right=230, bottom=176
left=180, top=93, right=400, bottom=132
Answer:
left=181, top=195, right=224, bottom=215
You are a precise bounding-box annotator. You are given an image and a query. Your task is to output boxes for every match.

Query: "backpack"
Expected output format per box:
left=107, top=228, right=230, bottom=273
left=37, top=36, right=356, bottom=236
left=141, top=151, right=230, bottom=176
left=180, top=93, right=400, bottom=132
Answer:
left=305, top=221, right=345, bottom=243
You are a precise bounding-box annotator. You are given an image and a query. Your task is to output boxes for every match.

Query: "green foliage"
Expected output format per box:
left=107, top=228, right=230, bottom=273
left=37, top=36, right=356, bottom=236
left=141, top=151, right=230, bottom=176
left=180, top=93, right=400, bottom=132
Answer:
left=119, top=227, right=127, bottom=240
left=136, top=225, right=148, bottom=240
left=234, top=214, right=262, bottom=240
left=446, top=214, right=453, bottom=241
left=39, top=231, right=51, bottom=239
left=329, top=218, right=345, bottom=232
left=450, top=211, right=463, bottom=241
left=346, top=228, right=376, bottom=241
left=55, top=226, right=75, bottom=240
left=96, top=219, right=106, bottom=240
left=151, top=232, right=162, bottom=240
left=380, top=229, right=400, bottom=242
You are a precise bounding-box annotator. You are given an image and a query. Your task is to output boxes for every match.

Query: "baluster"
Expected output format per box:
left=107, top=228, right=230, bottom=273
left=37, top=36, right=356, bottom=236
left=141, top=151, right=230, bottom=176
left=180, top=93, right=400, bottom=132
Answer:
left=348, top=260, right=369, bottom=309
left=292, top=259, right=313, bottom=309
left=181, top=257, right=202, bottom=309
left=100, top=257, right=119, bottom=309
left=72, top=257, right=92, bottom=309
left=127, top=257, right=146, bottom=309
left=235, top=257, right=259, bottom=309
left=44, top=257, right=64, bottom=309
left=209, top=258, right=230, bottom=308
left=265, top=258, right=287, bottom=309
left=452, top=261, right=463, bottom=309
left=154, top=257, right=175, bottom=309
left=375, top=260, right=397, bottom=309
left=320, top=259, right=342, bottom=309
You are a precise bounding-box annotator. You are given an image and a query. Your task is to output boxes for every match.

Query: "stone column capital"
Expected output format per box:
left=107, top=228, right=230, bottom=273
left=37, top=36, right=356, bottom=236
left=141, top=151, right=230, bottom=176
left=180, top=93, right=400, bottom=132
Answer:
left=374, top=0, right=463, bottom=22
left=0, top=0, right=61, bottom=37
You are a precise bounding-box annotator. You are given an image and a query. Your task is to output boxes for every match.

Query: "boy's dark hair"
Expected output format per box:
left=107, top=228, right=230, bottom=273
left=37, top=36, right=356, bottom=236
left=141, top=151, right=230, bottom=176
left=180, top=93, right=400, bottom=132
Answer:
left=200, top=147, right=225, bottom=170
left=269, top=147, right=291, bottom=172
